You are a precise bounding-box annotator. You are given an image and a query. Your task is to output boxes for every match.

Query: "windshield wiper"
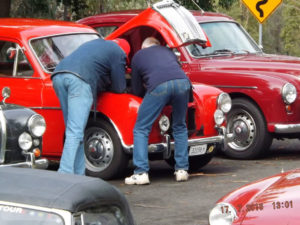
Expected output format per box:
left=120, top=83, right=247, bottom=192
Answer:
left=233, top=49, right=251, bottom=55
left=212, top=49, right=233, bottom=55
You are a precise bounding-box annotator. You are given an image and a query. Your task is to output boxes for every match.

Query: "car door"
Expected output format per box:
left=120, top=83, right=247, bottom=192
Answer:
left=0, top=39, right=43, bottom=108
left=0, top=38, right=65, bottom=157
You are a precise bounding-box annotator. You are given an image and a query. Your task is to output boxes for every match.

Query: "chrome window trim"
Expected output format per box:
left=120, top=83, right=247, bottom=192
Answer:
left=0, top=75, right=41, bottom=79
left=29, top=106, right=61, bottom=110
left=0, top=106, right=7, bottom=164
left=214, top=85, right=258, bottom=89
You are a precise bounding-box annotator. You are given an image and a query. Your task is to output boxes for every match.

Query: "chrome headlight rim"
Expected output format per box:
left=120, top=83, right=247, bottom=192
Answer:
left=214, top=109, right=225, bottom=126
left=28, top=114, right=46, bottom=137
left=217, top=92, right=232, bottom=113
left=282, top=83, right=297, bottom=104
left=18, top=132, right=33, bottom=151
left=159, top=115, right=170, bottom=133
left=209, top=202, right=238, bottom=225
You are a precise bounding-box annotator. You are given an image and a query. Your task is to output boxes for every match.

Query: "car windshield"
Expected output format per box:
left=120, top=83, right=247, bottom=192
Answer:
left=186, top=22, right=262, bottom=57
left=0, top=204, right=64, bottom=225
left=31, top=33, right=99, bottom=73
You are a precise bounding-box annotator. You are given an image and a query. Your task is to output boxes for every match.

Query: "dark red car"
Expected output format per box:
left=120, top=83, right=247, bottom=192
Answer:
left=209, top=168, right=300, bottom=225
left=79, top=4, right=300, bottom=160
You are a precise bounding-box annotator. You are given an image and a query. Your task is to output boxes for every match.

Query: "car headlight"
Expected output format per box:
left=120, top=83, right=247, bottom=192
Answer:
left=159, top=115, right=170, bottom=133
left=18, top=132, right=33, bottom=151
left=28, top=114, right=46, bottom=137
left=282, top=83, right=297, bottom=104
left=217, top=93, right=232, bottom=113
left=214, top=109, right=225, bottom=126
left=76, top=206, right=126, bottom=225
left=209, top=202, right=237, bottom=225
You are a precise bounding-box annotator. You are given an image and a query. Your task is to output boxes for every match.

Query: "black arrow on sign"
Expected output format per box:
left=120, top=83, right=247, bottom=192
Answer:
left=256, top=0, right=268, bottom=17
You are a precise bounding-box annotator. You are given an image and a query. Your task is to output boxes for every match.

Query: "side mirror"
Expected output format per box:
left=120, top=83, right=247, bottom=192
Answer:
left=173, top=48, right=181, bottom=62
left=6, top=47, right=16, bottom=60
left=2, top=87, right=11, bottom=103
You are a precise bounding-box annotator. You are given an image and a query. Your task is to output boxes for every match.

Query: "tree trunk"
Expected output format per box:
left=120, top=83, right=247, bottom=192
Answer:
left=0, top=0, right=11, bottom=17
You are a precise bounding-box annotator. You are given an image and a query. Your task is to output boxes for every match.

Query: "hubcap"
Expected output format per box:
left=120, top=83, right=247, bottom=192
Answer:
left=227, top=111, right=256, bottom=151
left=85, top=129, right=114, bottom=172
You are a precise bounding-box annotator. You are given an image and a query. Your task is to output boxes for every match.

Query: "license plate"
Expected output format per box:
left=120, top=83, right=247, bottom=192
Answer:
left=189, top=144, right=207, bottom=156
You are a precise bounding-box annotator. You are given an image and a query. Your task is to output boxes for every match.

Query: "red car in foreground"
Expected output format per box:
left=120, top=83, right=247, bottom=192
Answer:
left=209, top=168, right=300, bottom=225
left=79, top=4, right=300, bottom=160
left=0, top=1, right=232, bottom=179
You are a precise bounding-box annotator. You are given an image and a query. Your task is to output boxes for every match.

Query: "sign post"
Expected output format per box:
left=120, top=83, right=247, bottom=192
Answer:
left=242, top=0, right=282, bottom=46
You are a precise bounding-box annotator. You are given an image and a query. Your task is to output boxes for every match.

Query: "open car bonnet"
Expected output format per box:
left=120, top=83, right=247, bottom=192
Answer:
left=107, top=0, right=208, bottom=48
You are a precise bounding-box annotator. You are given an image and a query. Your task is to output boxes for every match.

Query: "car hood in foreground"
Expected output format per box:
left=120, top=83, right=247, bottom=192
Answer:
left=220, top=168, right=300, bottom=224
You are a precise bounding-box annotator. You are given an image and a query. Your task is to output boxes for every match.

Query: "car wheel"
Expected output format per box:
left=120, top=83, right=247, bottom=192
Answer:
left=225, top=98, right=272, bottom=159
left=165, top=154, right=213, bottom=172
left=84, top=119, right=129, bottom=180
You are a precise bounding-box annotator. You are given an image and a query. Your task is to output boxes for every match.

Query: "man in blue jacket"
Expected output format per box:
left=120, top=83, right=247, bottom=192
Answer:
left=51, top=38, right=130, bottom=175
left=125, top=37, right=191, bottom=185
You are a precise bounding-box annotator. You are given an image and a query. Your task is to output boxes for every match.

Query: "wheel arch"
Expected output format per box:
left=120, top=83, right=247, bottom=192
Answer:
left=87, top=111, right=133, bottom=154
left=229, top=92, right=268, bottom=125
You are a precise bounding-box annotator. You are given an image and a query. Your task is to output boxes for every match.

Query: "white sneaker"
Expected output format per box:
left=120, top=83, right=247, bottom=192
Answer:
left=125, top=173, right=150, bottom=185
left=174, top=170, right=189, bottom=182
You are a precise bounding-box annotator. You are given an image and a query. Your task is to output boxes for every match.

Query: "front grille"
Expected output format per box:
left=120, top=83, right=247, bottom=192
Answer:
left=187, top=107, right=196, bottom=136
left=167, top=106, right=197, bottom=137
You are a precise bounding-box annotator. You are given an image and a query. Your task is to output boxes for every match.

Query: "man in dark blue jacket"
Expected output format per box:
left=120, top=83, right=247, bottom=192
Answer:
left=51, top=38, right=130, bottom=175
left=125, top=37, right=191, bottom=185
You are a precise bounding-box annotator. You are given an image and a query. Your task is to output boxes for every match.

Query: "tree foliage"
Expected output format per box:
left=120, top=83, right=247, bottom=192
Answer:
left=280, top=0, right=300, bottom=56
left=11, top=0, right=56, bottom=18
left=0, top=0, right=11, bottom=17
left=1, top=0, right=300, bottom=56
left=175, top=0, right=235, bottom=11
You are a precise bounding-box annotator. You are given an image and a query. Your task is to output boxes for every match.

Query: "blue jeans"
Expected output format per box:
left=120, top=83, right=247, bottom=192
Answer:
left=133, top=79, right=191, bottom=174
left=52, top=73, right=93, bottom=175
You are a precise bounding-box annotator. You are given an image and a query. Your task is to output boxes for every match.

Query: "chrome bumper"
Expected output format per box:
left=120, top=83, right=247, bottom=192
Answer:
left=123, top=126, right=234, bottom=156
left=148, top=134, right=225, bottom=159
left=274, top=124, right=300, bottom=133
left=148, top=134, right=225, bottom=153
left=0, top=152, right=49, bottom=169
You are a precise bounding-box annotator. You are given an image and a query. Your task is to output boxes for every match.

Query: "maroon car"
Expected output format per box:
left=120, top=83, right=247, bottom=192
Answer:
left=78, top=5, right=300, bottom=160
left=209, top=168, right=300, bottom=225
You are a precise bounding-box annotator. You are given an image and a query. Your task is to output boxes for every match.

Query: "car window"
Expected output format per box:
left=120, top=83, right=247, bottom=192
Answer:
left=186, top=22, right=262, bottom=57
left=95, top=26, right=118, bottom=38
left=0, top=41, right=33, bottom=77
left=0, top=204, right=64, bottom=225
left=73, top=206, right=125, bottom=225
left=31, top=33, right=99, bottom=73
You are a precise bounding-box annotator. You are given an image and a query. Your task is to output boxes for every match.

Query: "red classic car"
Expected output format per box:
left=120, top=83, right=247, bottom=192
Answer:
left=78, top=2, right=300, bottom=160
left=209, top=168, right=300, bottom=225
left=0, top=1, right=232, bottom=179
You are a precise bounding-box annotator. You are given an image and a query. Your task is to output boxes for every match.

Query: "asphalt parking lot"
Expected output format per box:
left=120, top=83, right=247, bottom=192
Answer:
left=108, top=139, right=300, bottom=225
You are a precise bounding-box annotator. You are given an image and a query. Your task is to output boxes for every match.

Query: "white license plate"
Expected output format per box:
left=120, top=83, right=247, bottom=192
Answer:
left=189, top=144, right=207, bottom=156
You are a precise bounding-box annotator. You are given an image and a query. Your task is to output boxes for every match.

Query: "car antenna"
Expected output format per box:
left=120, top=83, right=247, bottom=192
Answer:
left=173, top=0, right=205, bottom=15
left=146, top=0, right=152, bottom=7
left=190, top=0, right=205, bottom=15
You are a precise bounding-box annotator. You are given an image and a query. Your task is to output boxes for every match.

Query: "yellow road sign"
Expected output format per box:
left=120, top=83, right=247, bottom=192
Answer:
left=242, top=0, right=282, bottom=23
